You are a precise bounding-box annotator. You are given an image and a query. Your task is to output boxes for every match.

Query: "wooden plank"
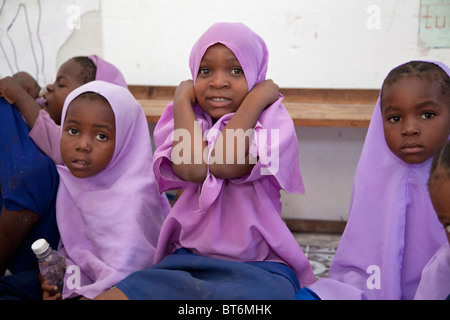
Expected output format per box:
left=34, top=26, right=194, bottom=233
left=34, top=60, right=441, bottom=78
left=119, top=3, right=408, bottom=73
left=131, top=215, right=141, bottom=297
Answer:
left=284, top=218, right=347, bottom=234
left=130, top=85, right=379, bottom=127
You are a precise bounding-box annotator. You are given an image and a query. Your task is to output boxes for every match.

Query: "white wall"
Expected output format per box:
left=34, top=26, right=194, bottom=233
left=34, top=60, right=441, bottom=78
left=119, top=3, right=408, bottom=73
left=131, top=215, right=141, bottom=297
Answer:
left=96, top=0, right=450, bottom=89
left=2, top=0, right=449, bottom=221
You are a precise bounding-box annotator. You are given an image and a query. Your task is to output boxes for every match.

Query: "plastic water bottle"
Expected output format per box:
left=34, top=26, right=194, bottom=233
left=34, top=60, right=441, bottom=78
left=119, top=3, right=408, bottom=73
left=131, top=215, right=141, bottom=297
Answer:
left=31, top=238, right=66, bottom=294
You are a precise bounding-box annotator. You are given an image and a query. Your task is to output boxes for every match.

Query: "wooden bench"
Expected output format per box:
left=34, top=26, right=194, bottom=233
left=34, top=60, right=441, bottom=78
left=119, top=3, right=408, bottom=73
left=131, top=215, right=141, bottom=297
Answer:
left=130, top=85, right=380, bottom=234
left=128, top=85, right=379, bottom=128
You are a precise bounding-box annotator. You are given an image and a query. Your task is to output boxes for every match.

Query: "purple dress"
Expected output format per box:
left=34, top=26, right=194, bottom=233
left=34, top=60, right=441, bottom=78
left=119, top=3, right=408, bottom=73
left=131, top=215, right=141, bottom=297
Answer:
left=115, top=22, right=315, bottom=300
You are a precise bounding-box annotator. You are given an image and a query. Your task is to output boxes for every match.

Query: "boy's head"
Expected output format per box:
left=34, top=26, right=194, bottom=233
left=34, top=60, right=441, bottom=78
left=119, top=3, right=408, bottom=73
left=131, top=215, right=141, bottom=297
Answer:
left=43, top=57, right=96, bottom=125
left=380, top=61, right=450, bottom=164
left=428, top=141, right=450, bottom=244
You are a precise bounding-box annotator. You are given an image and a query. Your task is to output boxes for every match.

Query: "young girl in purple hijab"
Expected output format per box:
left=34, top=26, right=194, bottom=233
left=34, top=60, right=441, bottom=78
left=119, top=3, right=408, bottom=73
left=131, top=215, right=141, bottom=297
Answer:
left=42, top=81, right=169, bottom=299
left=307, top=61, right=450, bottom=300
left=96, top=22, right=315, bottom=300
left=0, top=57, right=114, bottom=277
left=414, top=141, right=450, bottom=300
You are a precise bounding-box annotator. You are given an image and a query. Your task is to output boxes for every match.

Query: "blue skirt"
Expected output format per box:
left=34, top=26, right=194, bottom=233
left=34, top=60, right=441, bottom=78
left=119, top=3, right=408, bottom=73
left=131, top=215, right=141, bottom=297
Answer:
left=116, top=248, right=302, bottom=300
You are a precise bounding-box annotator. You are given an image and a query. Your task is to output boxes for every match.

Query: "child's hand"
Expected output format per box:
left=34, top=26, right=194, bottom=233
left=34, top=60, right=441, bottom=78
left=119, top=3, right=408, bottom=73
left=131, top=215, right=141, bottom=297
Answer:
left=0, top=76, right=28, bottom=105
left=250, top=79, right=279, bottom=109
left=12, top=72, right=41, bottom=99
left=39, top=273, right=62, bottom=300
left=174, top=80, right=196, bottom=107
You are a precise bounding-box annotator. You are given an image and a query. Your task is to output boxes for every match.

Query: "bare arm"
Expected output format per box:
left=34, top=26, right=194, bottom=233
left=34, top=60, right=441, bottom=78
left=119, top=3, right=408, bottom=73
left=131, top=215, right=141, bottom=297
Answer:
left=12, top=72, right=41, bottom=99
left=171, top=79, right=279, bottom=182
left=171, top=80, right=209, bottom=183
left=0, top=75, right=42, bottom=128
left=0, top=205, right=39, bottom=275
left=209, top=80, right=279, bottom=179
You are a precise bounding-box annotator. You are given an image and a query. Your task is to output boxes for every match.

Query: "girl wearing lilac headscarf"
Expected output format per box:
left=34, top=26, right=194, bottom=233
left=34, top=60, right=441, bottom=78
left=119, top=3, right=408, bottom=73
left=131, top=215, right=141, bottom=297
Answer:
left=41, top=81, right=169, bottom=299
left=29, top=55, right=127, bottom=164
left=307, top=61, right=450, bottom=300
left=0, top=57, right=131, bottom=299
left=96, top=22, right=315, bottom=300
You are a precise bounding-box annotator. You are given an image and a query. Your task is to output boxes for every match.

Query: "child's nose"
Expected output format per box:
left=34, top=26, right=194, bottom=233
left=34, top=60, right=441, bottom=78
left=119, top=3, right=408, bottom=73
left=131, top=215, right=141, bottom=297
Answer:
left=401, top=119, right=420, bottom=136
left=210, top=73, right=230, bottom=88
left=76, top=136, right=92, bottom=152
left=46, top=83, right=55, bottom=92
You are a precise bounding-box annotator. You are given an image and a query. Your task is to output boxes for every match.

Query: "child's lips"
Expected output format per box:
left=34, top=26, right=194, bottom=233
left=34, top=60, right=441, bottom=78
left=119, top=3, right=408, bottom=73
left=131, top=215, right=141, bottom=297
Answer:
left=71, top=159, right=89, bottom=170
left=401, top=143, right=424, bottom=154
left=208, top=96, right=231, bottom=107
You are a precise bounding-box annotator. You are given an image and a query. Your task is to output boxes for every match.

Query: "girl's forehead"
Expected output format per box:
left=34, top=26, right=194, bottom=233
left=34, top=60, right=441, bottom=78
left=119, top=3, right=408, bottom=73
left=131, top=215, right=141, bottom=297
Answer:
left=381, top=76, right=444, bottom=107
left=66, top=95, right=114, bottom=119
left=202, top=43, right=240, bottom=63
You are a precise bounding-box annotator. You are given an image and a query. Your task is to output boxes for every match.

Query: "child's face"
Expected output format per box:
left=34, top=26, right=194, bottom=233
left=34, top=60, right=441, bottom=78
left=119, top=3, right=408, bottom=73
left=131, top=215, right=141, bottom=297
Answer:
left=194, top=43, right=249, bottom=120
left=60, top=96, right=116, bottom=178
left=44, top=59, right=85, bottom=125
left=429, top=172, right=450, bottom=244
left=382, top=77, right=450, bottom=164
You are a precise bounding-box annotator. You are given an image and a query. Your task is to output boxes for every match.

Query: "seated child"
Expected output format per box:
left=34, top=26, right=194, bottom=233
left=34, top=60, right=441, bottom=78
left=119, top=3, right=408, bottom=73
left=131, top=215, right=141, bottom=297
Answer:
left=307, top=61, right=450, bottom=299
left=95, top=22, right=315, bottom=300
left=43, top=81, right=169, bottom=299
left=414, top=141, right=450, bottom=300
left=0, top=56, right=134, bottom=299
left=0, top=56, right=126, bottom=276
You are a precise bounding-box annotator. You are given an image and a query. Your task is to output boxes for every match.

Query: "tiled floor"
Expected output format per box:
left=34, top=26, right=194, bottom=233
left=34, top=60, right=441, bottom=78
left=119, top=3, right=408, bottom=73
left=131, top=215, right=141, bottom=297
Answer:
left=293, top=232, right=342, bottom=279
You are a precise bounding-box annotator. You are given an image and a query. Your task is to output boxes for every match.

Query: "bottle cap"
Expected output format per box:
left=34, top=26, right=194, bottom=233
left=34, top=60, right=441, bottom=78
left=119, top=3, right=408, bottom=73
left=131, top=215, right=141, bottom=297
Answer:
left=31, top=238, right=50, bottom=255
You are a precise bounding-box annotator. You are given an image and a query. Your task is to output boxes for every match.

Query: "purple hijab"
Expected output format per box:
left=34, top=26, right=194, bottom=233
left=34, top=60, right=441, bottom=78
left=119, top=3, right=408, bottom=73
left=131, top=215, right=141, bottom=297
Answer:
left=414, top=242, right=450, bottom=299
left=88, top=55, right=127, bottom=88
left=31, top=55, right=128, bottom=164
left=308, top=61, right=450, bottom=299
left=56, top=81, right=170, bottom=299
left=152, top=22, right=315, bottom=287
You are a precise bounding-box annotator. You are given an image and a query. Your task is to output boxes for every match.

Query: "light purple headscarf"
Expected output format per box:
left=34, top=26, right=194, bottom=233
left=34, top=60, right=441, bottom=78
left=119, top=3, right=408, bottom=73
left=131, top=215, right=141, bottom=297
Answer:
left=308, top=61, right=450, bottom=300
left=32, top=55, right=128, bottom=164
left=56, top=81, right=170, bottom=299
left=188, top=22, right=268, bottom=90
left=414, top=242, right=450, bottom=299
left=88, top=55, right=127, bottom=88
left=152, top=22, right=315, bottom=287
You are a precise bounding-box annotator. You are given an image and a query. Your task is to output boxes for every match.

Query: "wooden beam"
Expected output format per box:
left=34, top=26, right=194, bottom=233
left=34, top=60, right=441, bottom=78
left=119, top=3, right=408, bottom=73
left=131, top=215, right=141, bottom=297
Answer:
left=129, top=85, right=379, bottom=128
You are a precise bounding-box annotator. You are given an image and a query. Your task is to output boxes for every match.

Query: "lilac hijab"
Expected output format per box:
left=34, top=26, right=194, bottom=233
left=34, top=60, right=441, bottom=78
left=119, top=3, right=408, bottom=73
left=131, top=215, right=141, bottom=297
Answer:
left=56, top=81, right=170, bottom=299
left=188, top=22, right=268, bottom=90
left=152, top=22, right=315, bottom=287
left=308, top=61, right=450, bottom=299
left=32, top=55, right=127, bottom=164
left=88, top=55, right=127, bottom=88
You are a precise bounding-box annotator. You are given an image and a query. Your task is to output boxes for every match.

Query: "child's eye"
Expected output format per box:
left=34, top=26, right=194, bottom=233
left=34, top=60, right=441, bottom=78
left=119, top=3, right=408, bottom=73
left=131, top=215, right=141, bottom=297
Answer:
left=96, top=133, right=108, bottom=141
left=198, top=68, right=210, bottom=75
left=67, top=128, right=78, bottom=135
left=231, top=67, right=244, bottom=75
left=388, top=115, right=401, bottom=123
left=57, top=80, right=66, bottom=88
left=420, top=112, right=435, bottom=119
